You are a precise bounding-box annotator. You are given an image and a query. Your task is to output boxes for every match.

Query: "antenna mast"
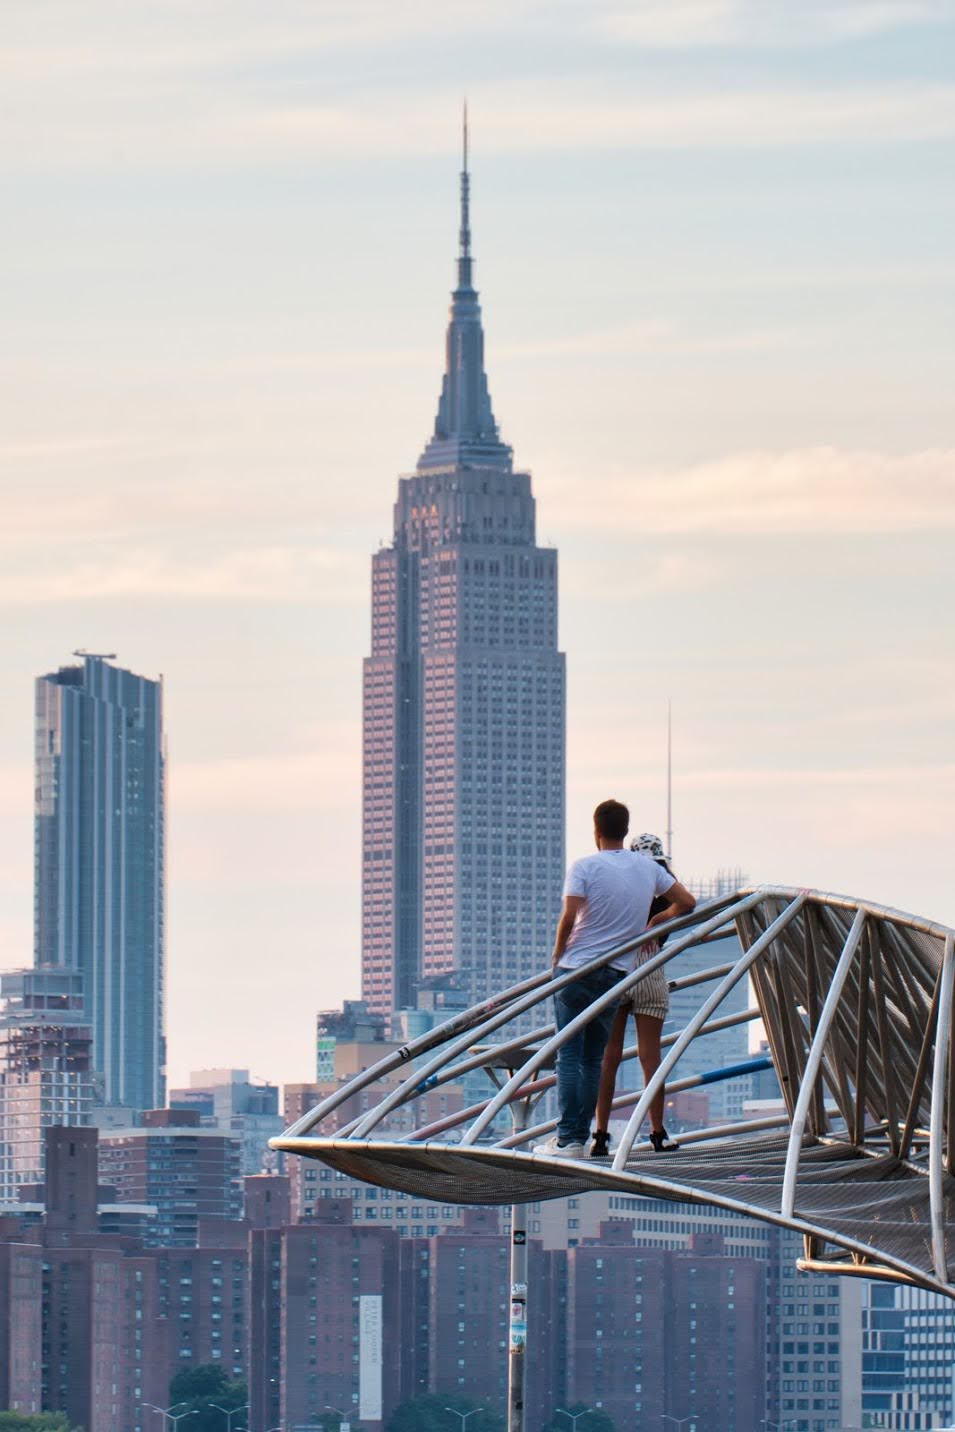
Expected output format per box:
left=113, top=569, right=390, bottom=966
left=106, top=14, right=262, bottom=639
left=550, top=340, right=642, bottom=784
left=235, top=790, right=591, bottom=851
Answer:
left=666, top=699, right=673, bottom=861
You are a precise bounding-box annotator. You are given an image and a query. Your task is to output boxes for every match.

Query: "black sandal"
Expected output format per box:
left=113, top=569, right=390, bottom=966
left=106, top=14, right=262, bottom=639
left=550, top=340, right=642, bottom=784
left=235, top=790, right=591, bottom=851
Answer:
left=590, top=1129, right=611, bottom=1158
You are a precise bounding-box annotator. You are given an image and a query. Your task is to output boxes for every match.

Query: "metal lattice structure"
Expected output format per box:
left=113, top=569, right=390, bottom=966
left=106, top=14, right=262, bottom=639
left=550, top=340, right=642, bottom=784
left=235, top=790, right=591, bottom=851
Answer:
left=273, top=886, right=955, bottom=1299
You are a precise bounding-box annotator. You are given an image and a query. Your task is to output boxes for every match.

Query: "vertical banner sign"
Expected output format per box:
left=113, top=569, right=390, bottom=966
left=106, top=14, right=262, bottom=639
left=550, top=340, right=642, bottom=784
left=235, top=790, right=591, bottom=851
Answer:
left=509, top=1280, right=527, bottom=1352
left=359, top=1294, right=383, bottom=1421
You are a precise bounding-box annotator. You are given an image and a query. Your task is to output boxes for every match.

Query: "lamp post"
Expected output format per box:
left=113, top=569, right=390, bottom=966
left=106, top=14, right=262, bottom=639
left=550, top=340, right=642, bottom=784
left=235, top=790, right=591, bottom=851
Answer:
left=555, top=1411, right=593, bottom=1430
left=761, top=1421, right=797, bottom=1431
left=211, top=1403, right=249, bottom=1432
left=444, top=1410, right=482, bottom=1430
left=143, top=1406, right=199, bottom=1432
left=325, top=1404, right=353, bottom=1431
left=662, top=1418, right=696, bottom=1432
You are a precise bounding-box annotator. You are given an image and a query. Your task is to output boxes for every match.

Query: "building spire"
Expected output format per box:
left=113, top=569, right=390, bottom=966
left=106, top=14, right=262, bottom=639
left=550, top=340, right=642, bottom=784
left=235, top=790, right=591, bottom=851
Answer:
left=459, top=101, right=472, bottom=289
left=417, top=108, right=512, bottom=473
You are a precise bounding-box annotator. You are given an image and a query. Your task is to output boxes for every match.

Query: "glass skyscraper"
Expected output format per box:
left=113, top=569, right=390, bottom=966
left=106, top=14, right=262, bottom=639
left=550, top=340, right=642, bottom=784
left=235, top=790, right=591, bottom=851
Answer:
left=34, top=652, right=165, bottom=1112
left=362, top=126, right=566, bottom=1017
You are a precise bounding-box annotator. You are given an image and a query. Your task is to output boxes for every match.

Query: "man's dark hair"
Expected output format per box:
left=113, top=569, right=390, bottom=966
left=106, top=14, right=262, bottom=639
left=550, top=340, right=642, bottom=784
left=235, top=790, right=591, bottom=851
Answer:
left=594, top=798, right=629, bottom=841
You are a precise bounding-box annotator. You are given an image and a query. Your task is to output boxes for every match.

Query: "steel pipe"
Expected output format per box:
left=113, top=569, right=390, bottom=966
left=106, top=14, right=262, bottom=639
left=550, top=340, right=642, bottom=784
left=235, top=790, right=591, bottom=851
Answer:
left=612, top=894, right=807, bottom=1170
left=460, top=893, right=763, bottom=1148
left=929, top=932, right=955, bottom=1281
left=780, top=905, right=867, bottom=1219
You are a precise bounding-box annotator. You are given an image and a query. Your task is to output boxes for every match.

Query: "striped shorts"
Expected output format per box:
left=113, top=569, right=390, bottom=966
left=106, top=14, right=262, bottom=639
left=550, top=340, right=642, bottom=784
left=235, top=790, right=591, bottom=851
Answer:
left=621, top=941, right=670, bottom=1020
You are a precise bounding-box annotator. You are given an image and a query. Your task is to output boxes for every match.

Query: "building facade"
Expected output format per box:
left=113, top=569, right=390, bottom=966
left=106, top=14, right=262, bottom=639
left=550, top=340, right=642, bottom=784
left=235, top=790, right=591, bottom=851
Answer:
left=169, top=1068, right=284, bottom=1176
left=0, top=967, right=96, bottom=1203
left=97, top=1109, right=242, bottom=1247
left=35, top=652, right=165, bottom=1113
left=361, top=130, right=565, bottom=1017
left=861, top=1280, right=955, bottom=1429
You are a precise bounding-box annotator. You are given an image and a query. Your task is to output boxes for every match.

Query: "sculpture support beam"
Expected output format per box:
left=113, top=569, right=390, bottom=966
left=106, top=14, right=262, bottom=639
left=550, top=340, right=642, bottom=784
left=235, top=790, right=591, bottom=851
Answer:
left=272, top=886, right=955, bottom=1300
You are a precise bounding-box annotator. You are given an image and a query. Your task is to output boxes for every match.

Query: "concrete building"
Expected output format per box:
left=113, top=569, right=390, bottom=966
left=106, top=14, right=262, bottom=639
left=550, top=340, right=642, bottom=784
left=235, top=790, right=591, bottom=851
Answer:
left=34, top=652, right=165, bottom=1114
left=765, top=1224, right=863, bottom=1432
left=170, top=1068, right=284, bottom=1176
left=155, top=1236, right=247, bottom=1379
left=276, top=1200, right=402, bottom=1432
left=531, top=1190, right=864, bottom=1431
left=98, top=1109, right=242, bottom=1246
left=565, top=1225, right=669, bottom=1429
left=421, top=1208, right=560, bottom=1427
left=861, top=1280, right=955, bottom=1429
left=0, top=966, right=96, bottom=1202
left=361, top=127, right=565, bottom=1018
left=664, top=1231, right=765, bottom=1431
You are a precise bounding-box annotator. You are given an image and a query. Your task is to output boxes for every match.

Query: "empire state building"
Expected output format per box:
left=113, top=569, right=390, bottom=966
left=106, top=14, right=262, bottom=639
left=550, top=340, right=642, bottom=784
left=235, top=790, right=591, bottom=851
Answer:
left=361, top=122, right=566, bottom=1018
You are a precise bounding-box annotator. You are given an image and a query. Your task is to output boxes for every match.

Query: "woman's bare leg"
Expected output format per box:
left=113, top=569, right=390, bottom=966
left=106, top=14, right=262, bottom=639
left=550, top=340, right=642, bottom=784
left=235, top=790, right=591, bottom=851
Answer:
left=635, top=1013, right=666, bottom=1132
left=594, top=1005, right=629, bottom=1133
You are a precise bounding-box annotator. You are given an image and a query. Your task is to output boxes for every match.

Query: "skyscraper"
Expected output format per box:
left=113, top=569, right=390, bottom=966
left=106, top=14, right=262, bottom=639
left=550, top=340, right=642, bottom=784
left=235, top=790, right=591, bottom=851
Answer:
left=362, top=120, right=565, bottom=1017
left=34, top=652, right=165, bottom=1112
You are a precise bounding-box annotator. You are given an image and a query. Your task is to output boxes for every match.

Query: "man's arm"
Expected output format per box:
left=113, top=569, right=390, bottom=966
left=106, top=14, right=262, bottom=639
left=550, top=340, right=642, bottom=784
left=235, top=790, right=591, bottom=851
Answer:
left=647, top=880, right=696, bottom=930
left=551, top=894, right=585, bottom=968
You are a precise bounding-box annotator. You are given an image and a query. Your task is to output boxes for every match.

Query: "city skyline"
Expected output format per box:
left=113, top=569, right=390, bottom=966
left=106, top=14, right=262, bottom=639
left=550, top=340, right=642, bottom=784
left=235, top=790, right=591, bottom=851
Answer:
left=0, top=2, right=953, bottom=1089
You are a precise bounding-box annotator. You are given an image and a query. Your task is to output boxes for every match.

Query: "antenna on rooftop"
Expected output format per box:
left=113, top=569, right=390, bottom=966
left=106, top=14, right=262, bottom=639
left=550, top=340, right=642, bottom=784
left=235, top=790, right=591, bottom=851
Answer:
left=73, top=649, right=117, bottom=661
left=666, top=698, right=673, bottom=862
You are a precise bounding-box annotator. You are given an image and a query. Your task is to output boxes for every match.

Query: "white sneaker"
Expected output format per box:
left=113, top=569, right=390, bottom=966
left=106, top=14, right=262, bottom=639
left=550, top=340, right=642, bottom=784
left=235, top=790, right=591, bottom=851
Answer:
left=533, top=1134, right=586, bottom=1159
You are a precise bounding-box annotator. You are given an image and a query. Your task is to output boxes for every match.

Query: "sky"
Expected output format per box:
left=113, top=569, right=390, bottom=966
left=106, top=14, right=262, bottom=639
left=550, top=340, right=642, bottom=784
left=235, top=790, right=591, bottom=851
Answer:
left=1, top=0, right=953, bottom=1092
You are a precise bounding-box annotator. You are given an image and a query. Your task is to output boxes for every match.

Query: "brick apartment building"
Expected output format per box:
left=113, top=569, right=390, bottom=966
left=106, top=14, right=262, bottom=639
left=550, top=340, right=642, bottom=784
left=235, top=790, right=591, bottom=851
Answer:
left=98, top=1108, right=242, bottom=1246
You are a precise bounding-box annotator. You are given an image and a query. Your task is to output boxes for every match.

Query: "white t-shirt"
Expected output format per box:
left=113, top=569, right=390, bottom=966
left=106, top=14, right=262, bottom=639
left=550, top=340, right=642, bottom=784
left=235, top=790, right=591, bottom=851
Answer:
left=558, top=849, right=676, bottom=972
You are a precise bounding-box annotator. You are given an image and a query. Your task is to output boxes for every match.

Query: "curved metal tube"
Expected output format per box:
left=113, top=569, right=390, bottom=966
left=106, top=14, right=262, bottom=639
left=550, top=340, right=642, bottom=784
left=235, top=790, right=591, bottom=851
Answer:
left=333, top=1021, right=558, bottom=1139
left=346, top=901, right=733, bottom=1141
left=286, top=891, right=741, bottom=1141
left=461, top=893, right=763, bottom=1148
left=929, top=931, right=955, bottom=1281
left=405, top=1004, right=764, bottom=1149
left=285, top=970, right=546, bottom=1138
left=780, top=905, right=867, bottom=1219
left=611, top=893, right=807, bottom=1170
left=494, top=1005, right=764, bottom=1149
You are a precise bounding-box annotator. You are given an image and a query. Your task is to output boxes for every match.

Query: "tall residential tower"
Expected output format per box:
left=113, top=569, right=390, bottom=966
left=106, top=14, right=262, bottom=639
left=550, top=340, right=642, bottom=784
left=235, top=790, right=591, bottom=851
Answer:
left=34, top=653, right=165, bottom=1112
left=362, top=121, right=565, bottom=1017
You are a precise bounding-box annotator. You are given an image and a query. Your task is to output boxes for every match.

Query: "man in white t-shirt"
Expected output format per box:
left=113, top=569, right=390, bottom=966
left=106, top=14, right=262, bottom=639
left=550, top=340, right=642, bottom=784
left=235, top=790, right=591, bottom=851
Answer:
left=534, top=798, right=696, bottom=1159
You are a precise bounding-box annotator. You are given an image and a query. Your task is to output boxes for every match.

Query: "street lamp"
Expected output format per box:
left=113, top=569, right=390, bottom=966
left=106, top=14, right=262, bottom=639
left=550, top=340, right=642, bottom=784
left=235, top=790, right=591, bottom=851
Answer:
left=143, top=1406, right=199, bottom=1432
left=761, top=1421, right=797, bottom=1431
left=211, top=1403, right=249, bottom=1432
left=444, top=1409, right=482, bottom=1430
left=662, top=1419, right=696, bottom=1432
left=325, top=1404, right=353, bottom=1431
left=555, top=1410, right=594, bottom=1430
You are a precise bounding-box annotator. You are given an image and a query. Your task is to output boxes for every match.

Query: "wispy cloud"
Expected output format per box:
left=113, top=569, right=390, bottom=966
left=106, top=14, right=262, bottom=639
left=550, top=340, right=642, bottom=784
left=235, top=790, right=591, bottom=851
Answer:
left=597, top=0, right=952, bottom=47
left=5, top=65, right=955, bottom=172
left=0, top=547, right=363, bottom=606
left=545, top=447, right=955, bottom=536
left=3, top=0, right=947, bottom=82
left=497, top=319, right=802, bottom=362
left=228, top=84, right=955, bottom=162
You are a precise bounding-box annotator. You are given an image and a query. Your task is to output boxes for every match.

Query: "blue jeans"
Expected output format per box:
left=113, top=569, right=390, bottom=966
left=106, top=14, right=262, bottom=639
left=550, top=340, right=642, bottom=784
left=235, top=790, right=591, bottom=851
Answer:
left=553, top=964, right=621, bottom=1145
